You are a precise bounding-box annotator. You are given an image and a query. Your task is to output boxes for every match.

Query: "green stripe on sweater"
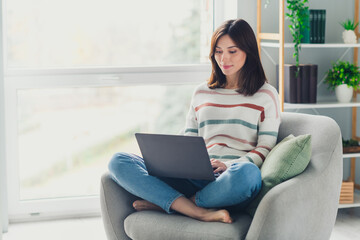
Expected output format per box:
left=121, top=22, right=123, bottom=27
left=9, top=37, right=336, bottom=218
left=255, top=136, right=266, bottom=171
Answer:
left=185, top=128, right=198, bottom=134
left=199, top=119, right=257, bottom=130
left=245, top=156, right=254, bottom=163
left=258, top=131, right=278, bottom=137
left=209, top=155, right=240, bottom=160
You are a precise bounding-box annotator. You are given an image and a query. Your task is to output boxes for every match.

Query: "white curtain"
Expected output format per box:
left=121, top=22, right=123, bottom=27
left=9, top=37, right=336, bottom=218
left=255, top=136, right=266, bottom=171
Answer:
left=0, top=0, right=8, bottom=235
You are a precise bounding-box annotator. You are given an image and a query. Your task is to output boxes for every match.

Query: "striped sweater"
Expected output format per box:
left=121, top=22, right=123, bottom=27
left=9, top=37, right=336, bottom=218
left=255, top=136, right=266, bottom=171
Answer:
left=184, top=82, right=281, bottom=168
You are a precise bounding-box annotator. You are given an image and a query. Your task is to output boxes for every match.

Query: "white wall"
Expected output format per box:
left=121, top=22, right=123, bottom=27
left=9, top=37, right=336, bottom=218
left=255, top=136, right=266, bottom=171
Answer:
left=237, top=0, right=359, bottom=184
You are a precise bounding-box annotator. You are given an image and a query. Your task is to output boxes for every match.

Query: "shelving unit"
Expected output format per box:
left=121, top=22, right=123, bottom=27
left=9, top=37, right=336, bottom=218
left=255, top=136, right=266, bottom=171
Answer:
left=256, top=0, right=284, bottom=110
left=344, top=153, right=360, bottom=159
left=338, top=193, right=360, bottom=209
left=261, top=42, right=360, bottom=48
left=284, top=101, right=360, bottom=110
left=257, top=0, right=360, bottom=208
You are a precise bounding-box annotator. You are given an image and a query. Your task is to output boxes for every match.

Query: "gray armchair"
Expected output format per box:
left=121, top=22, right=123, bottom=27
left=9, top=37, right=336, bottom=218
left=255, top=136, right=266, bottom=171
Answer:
left=100, top=112, right=343, bottom=240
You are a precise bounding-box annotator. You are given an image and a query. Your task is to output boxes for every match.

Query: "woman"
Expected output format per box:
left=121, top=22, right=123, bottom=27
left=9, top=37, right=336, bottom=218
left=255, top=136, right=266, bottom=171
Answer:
left=108, top=19, right=280, bottom=224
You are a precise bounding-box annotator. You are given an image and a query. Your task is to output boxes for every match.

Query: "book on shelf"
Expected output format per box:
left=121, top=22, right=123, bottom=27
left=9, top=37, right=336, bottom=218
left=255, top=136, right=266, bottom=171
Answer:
left=309, top=64, right=318, bottom=103
left=312, top=9, right=319, bottom=43
left=320, top=10, right=326, bottom=43
left=309, top=10, right=314, bottom=43
left=300, top=64, right=310, bottom=103
left=300, top=64, right=318, bottom=103
left=279, top=64, right=297, bottom=103
left=296, top=66, right=303, bottom=103
left=305, top=9, right=326, bottom=44
left=278, top=64, right=318, bottom=104
left=301, top=9, right=310, bottom=43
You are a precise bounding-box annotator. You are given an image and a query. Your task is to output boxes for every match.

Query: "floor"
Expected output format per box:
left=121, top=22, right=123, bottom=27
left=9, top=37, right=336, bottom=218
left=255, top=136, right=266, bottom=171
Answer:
left=330, top=207, right=360, bottom=240
left=2, top=217, right=107, bottom=240
left=2, top=208, right=360, bottom=240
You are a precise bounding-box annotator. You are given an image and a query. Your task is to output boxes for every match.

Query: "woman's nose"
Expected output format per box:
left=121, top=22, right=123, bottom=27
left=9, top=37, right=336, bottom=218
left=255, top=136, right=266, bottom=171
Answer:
left=221, top=52, right=229, bottom=61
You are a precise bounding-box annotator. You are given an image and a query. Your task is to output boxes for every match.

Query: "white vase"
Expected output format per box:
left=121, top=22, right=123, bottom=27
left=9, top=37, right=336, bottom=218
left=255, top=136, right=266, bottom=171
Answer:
left=342, top=30, right=357, bottom=44
left=335, top=84, right=353, bottom=103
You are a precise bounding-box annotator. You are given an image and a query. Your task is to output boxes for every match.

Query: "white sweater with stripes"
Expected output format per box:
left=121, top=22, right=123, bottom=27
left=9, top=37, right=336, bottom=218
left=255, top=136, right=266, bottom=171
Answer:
left=184, top=82, right=281, bottom=168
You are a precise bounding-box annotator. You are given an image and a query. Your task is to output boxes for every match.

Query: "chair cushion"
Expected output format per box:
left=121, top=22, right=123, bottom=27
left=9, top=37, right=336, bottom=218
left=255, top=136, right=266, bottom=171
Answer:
left=124, top=211, right=252, bottom=240
left=246, top=134, right=312, bottom=216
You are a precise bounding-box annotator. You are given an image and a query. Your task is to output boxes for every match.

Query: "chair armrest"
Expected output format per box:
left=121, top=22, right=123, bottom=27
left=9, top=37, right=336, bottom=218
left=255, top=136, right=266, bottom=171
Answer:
left=100, top=173, right=138, bottom=240
left=245, top=137, right=342, bottom=240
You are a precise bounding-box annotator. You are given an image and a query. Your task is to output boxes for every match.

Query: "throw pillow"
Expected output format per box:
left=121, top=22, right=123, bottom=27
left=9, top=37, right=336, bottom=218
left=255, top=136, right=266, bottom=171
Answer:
left=246, top=134, right=312, bottom=216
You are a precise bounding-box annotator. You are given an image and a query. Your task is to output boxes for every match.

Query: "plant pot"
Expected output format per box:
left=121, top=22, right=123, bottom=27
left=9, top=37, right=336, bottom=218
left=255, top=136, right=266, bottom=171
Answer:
left=279, top=64, right=318, bottom=103
left=335, top=84, right=353, bottom=103
left=342, top=30, right=357, bottom=44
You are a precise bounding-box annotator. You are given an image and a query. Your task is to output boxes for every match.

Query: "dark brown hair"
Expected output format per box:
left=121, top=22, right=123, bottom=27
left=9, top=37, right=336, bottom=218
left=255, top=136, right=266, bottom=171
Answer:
left=208, top=19, right=267, bottom=96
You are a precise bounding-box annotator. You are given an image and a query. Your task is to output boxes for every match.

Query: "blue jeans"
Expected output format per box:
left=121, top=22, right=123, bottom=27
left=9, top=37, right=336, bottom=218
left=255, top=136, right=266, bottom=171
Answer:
left=108, top=152, right=262, bottom=214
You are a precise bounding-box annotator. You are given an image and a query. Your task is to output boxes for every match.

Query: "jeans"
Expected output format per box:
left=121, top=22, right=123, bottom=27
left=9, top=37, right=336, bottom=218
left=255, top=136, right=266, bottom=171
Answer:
left=108, top=152, right=262, bottom=214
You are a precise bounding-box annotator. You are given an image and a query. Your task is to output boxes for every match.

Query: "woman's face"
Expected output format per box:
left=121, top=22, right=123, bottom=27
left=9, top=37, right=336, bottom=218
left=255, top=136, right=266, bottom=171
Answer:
left=214, top=34, right=247, bottom=81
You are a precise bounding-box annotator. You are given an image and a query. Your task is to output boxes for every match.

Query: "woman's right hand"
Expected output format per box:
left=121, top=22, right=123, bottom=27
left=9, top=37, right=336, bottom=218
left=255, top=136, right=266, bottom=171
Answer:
left=211, top=158, right=227, bottom=174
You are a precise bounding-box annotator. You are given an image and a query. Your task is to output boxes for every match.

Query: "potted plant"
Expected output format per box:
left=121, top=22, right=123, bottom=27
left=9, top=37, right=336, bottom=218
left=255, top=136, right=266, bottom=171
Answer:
left=286, top=0, right=309, bottom=75
left=284, top=0, right=318, bottom=104
left=342, top=138, right=360, bottom=153
left=325, top=61, right=360, bottom=102
left=269, top=0, right=318, bottom=104
left=341, top=19, right=358, bottom=44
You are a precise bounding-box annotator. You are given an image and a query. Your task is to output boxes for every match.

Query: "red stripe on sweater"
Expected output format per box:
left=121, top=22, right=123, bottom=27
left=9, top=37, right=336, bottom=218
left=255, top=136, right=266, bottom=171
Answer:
left=258, top=89, right=279, bottom=119
left=250, top=150, right=266, bottom=161
left=195, top=90, right=239, bottom=96
left=257, top=145, right=272, bottom=151
left=195, top=103, right=265, bottom=122
left=205, top=134, right=257, bottom=147
left=206, top=143, right=228, bottom=149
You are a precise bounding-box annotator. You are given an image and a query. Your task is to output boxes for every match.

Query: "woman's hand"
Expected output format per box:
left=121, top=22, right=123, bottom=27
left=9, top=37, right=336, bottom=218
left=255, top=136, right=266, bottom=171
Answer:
left=211, top=159, right=227, bottom=174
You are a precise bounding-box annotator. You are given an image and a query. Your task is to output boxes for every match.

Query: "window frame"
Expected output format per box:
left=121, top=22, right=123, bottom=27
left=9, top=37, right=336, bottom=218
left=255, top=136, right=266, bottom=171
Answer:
left=5, top=65, right=211, bottom=221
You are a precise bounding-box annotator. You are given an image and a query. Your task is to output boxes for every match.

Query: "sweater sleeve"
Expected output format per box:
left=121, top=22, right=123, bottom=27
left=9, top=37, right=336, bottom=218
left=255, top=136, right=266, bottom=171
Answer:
left=183, top=103, right=199, bottom=136
left=181, top=87, right=199, bottom=136
left=224, top=90, right=281, bottom=168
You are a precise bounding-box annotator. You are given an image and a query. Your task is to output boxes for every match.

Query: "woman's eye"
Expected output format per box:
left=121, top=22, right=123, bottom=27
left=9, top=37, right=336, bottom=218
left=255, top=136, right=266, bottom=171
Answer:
left=215, top=50, right=222, bottom=54
left=229, top=50, right=237, bottom=54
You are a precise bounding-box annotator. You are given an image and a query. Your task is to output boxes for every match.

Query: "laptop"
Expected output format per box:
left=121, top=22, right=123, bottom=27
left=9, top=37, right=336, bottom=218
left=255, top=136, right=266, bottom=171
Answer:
left=135, top=133, right=216, bottom=181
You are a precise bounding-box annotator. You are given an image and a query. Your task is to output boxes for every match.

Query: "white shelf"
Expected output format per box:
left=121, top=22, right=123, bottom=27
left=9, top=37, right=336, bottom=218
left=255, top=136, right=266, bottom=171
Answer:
left=284, top=101, right=360, bottom=110
left=261, top=42, right=360, bottom=48
left=343, top=153, right=360, bottom=159
left=339, top=192, right=360, bottom=209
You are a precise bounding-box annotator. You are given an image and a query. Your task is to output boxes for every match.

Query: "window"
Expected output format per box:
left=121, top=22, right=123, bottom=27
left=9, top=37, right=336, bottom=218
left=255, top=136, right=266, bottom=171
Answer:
left=4, top=0, right=237, bottom=220
left=17, top=84, right=196, bottom=201
left=6, top=0, right=213, bottom=68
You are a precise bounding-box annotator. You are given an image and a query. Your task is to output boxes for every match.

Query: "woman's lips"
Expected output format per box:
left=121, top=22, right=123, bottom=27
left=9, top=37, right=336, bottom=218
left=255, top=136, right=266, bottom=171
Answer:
left=222, top=65, right=232, bottom=70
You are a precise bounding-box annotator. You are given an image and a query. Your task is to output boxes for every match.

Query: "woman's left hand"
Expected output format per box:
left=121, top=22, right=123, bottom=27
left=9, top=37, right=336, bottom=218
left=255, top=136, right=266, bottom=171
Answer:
left=211, top=159, right=227, bottom=174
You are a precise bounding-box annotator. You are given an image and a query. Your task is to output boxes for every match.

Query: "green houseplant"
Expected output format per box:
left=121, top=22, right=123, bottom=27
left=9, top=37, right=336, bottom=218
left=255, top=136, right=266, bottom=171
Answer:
left=341, top=19, right=359, bottom=30
left=325, top=61, right=360, bottom=102
left=266, top=0, right=317, bottom=104
left=325, top=61, right=360, bottom=90
left=286, top=0, right=309, bottom=75
left=342, top=137, right=360, bottom=153
left=266, top=0, right=309, bottom=68
left=340, top=19, right=359, bottom=44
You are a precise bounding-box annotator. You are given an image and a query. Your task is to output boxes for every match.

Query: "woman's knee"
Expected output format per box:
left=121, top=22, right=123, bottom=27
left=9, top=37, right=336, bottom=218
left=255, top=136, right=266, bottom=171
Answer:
left=228, top=162, right=262, bottom=189
left=108, top=152, right=134, bottom=173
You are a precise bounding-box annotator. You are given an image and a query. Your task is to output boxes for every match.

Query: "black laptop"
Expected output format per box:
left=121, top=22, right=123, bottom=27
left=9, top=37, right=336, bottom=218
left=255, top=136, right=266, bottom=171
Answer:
left=135, top=133, right=216, bottom=181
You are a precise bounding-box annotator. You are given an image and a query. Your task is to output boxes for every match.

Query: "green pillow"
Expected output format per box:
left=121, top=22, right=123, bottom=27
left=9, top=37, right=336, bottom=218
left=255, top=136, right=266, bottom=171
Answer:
left=246, top=134, right=312, bottom=216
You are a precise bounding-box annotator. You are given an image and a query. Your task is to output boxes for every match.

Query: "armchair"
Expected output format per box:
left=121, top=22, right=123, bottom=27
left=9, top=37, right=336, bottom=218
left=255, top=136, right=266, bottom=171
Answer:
left=100, top=112, right=343, bottom=240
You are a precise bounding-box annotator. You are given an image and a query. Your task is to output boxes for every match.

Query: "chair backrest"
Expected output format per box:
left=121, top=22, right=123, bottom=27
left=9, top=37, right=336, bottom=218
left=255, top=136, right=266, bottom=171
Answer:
left=246, top=113, right=343, bottom=240
left=246, top=112, right=343, bottom=240
left=278, top=112, right=342, bottom=174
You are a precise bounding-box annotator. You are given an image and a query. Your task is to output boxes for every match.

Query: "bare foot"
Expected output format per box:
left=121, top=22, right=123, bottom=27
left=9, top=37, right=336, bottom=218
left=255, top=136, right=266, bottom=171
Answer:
left=170, top=196, right=232, bottom=224
left=198, top=209, right=233, bottom=224
left=188, top=196, right=232, bottom=223
left=133, top=200, right=164, bottom=212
